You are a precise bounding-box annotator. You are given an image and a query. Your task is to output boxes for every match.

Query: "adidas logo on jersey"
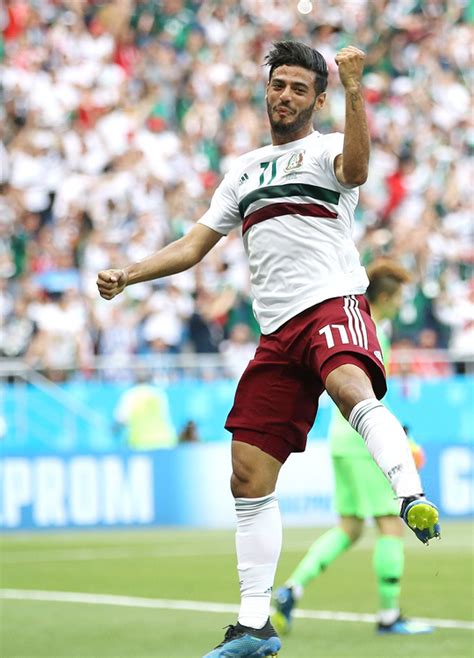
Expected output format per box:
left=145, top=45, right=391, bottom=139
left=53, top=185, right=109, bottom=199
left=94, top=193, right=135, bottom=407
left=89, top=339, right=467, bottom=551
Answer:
left=239, top=172, right=249, bottom=185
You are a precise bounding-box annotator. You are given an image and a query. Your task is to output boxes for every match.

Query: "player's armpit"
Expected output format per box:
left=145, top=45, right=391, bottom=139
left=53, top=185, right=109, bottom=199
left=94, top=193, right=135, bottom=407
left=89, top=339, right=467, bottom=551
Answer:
left=333, top=154, right=359, bottom=189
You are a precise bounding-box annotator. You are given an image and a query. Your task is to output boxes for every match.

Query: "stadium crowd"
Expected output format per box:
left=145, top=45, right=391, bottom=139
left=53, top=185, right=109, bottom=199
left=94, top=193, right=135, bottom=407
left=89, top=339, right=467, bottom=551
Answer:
left=1, top=0, right=472, bottom=380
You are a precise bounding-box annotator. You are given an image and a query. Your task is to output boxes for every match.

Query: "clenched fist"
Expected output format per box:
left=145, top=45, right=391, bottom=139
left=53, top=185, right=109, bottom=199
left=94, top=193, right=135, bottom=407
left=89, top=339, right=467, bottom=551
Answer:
left=96, top=268, right=128, bottom=300
left=335, top=46, right=365, bottom=90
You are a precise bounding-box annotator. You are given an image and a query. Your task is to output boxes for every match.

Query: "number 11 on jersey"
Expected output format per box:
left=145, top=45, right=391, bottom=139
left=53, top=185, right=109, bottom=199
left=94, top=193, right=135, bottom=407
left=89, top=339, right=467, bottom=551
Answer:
left=260, top=160, right=277, bottom=186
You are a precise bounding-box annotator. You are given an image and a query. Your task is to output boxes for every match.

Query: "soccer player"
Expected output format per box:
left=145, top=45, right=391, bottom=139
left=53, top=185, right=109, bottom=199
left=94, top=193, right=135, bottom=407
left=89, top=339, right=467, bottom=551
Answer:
left=273, top=259, right=434, bottom=637
left=96, top=42, right=440, bottom=658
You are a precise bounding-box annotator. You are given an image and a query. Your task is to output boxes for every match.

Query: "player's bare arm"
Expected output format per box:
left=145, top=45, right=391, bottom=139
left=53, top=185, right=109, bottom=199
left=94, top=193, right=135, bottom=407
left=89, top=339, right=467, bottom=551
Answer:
left=333, top=46, right=370, bottom=187
left=96, top=223, right=223, bottom=300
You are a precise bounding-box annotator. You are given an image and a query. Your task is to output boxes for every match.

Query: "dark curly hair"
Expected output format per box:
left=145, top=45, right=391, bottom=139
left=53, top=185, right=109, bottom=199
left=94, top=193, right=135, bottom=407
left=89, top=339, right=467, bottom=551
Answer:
left=265, top=41, right=329, bottom=95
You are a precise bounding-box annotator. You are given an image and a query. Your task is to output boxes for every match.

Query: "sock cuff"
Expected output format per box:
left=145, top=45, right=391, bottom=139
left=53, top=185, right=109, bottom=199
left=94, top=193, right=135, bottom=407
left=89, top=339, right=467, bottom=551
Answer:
left=332, top=526, right=353, bottom=547
left=235, top=492, right=278, bottom=513
left=349, top=398, right=384, bottom=434
left=374, top=534, right=404, bottom=579
left=375, top=535, right=404, bottom=549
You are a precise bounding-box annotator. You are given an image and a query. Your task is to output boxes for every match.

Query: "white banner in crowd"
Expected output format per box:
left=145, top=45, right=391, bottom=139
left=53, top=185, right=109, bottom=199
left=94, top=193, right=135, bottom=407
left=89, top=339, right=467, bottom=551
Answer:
left=0, top=443, right=472, bottom=531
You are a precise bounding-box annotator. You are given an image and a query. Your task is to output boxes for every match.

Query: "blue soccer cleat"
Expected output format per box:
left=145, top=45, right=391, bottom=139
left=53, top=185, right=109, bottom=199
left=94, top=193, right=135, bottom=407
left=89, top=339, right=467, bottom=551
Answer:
left=271, top=586, right=296, bottom=635
left=400, top=495, right=441, bottom=545
left=377, top=615, right=434, bottom=635
left=202, top=618, right=281, bottom=657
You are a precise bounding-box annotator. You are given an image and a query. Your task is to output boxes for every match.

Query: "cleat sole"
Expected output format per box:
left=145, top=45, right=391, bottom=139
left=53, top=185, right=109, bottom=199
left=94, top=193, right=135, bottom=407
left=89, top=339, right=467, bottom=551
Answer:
left=407, top=503, right=438, bottom=531
left=403, top=500, right=441, bottom=545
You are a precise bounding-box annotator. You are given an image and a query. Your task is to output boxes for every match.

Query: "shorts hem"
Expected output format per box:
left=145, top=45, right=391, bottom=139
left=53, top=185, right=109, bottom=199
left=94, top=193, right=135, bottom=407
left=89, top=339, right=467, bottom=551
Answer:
left=321, top=349, right=387, bottom=399
left=230, top=428, right=295, bottom=464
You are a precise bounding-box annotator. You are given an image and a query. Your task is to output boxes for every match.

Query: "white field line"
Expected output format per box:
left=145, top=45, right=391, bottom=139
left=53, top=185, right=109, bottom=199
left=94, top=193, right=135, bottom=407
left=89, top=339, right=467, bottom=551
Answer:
left=2, top=536, right=470, bottom=564
left=1, top=589, right=472, bottom=631
left=0, top=546, right=235, bottom=563
left=0, top=541, right=331, bottom=563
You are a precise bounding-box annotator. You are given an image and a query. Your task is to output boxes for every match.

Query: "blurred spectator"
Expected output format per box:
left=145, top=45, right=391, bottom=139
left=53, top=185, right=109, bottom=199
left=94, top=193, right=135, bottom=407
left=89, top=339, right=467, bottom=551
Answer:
left=1, top=0, right=472, bottom=379
left=0, top=296, right=35, bottom=358
left=390, top=329, right=452, bottom=378
left=179, top=419, right=200, bottom=443
left=24, top=289, right=93, bottom=381
left=435, top=280, right=474, bottom=374
left=220, top=323, right=258, bottom=380
left=141, top=282, right=194, bottom=353
left=114, top=371, right=178, bottom=449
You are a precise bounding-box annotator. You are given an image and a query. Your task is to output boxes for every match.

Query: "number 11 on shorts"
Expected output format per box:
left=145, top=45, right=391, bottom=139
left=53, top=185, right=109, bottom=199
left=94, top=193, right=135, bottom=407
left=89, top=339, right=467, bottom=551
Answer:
left=319, top=323, right=350, bottom=348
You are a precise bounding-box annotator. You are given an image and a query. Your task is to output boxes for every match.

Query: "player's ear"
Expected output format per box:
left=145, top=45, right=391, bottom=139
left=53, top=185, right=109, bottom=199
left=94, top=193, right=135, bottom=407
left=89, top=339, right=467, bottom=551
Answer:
left=314, top=92, right=326, bottom=111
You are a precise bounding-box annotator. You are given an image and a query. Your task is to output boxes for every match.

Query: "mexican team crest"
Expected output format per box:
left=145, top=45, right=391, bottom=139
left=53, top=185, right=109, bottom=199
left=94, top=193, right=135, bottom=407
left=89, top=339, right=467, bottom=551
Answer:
left=285, top=149, right=305, bottom=172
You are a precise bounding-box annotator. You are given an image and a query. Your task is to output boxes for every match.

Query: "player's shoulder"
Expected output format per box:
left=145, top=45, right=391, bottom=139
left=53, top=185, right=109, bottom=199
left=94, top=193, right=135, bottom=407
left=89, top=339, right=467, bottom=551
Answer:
left=234, top=142, right=276, bottom=167
left=221, top=143, right=276, bottom=182
left=310, top=130, right=344, bottom=150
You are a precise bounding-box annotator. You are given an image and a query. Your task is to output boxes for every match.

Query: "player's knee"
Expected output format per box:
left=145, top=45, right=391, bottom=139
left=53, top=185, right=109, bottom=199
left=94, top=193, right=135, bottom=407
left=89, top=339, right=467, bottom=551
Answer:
left=347, top=527, right=363, bottom=543
left=230, top=460, right=276, bottom=498
left=375, top=515, right=404, bottom=537
left=340, top=520, right=364, bottom=543
left=230, top=439, right=280, bottom=498
left=332, top=380, right=373, bottom=419
left=230, top=469, right=270, bottom=498
left=326, top=366, right=375, bottom=419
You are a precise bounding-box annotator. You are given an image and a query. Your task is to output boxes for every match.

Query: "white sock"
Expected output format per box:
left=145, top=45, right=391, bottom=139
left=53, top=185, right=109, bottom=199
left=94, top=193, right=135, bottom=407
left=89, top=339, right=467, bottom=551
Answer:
left=235, top=492, right=282, bottom=629
left=378, top=608, right=400, bottom=625
left=349, top=399, right=423, bottom=499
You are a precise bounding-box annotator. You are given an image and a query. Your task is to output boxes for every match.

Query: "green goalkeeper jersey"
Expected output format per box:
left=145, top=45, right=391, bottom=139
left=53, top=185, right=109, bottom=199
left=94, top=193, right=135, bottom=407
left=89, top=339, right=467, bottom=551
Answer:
left=328, top=323, right=390, bottom=457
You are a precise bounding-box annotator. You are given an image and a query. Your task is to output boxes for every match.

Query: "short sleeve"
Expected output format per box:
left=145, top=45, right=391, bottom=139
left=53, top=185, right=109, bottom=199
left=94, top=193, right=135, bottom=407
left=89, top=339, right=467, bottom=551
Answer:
left=317, top=132, right=352, bottom=192
left=198, top=170, right=241, bottom=236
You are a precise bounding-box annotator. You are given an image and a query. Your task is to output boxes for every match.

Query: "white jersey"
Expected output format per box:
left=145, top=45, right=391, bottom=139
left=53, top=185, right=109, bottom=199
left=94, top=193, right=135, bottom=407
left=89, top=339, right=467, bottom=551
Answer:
left=199, top=131, right=369, bottom=334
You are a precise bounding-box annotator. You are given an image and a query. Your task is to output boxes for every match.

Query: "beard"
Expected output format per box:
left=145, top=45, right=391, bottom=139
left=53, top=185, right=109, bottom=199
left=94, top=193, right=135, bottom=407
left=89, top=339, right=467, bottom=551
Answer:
left=267, top=99, right=316, bottom=137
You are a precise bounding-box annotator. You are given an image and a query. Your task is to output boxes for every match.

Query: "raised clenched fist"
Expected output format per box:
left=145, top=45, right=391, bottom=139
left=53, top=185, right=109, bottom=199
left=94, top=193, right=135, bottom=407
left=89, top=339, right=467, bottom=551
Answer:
left=335, top=46, right=365, bottom=90
left=96, top=269, right=128, bottom=300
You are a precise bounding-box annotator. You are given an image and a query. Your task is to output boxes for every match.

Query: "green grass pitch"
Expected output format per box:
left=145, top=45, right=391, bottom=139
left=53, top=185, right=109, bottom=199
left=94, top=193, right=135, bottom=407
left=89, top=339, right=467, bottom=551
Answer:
left=1, top=522, right=472, bottom=657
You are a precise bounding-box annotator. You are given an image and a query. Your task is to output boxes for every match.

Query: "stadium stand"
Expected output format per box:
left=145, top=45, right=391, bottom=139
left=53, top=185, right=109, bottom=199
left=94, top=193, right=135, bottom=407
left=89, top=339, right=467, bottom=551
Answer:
left=1, top=0, right=472, bottom=380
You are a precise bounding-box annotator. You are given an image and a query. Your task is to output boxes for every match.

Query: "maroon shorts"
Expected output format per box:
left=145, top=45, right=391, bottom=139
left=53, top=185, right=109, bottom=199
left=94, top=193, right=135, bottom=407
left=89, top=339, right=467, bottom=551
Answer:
left=225, top=295, right=386, bottom=463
